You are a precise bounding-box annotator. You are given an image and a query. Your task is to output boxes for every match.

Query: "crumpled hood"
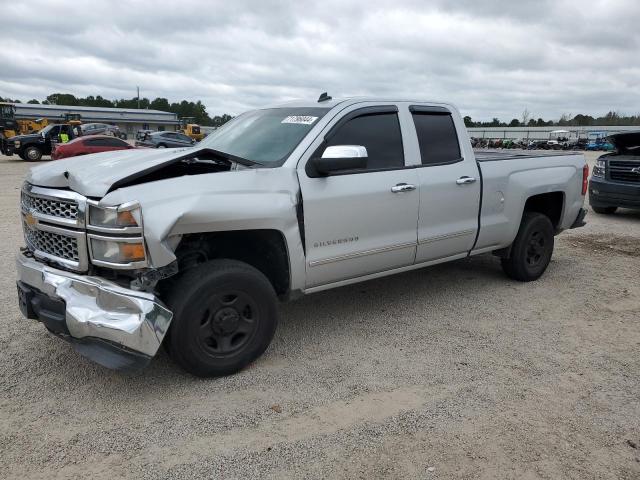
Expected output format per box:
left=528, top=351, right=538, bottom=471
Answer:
left=608, top=131, right=640, bottom=152
left=27, top=146, right=197, bottom=197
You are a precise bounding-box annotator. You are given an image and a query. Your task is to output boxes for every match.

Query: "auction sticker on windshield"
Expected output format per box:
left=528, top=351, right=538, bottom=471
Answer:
left=281, top=116, right=318, bottom=125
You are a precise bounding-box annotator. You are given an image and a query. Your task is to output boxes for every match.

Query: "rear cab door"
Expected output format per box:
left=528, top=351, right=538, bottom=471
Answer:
left=404, top=104, right=481, bottom=263
left=297, top=102, right=422, bottom=288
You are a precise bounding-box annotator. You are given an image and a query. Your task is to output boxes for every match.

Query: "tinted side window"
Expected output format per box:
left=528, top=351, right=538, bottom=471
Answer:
left=110, top=138, right=129, bottom=147
left=97, top=138, right=127, bottom=147
left=411, top=113, right=461, bottom=165
left=326, top=113, right=404, bottom=170
left=86, top=138, right=110, bottom=147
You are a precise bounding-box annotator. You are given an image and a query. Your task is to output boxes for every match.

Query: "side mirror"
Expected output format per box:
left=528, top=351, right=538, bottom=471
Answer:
left=312, top=145, right=368, bottom=175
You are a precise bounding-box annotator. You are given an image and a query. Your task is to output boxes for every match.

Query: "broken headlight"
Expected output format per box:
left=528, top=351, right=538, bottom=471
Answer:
left=88, top=202, right=142, bottom=229
left=87, top=202, right=147, bottom=268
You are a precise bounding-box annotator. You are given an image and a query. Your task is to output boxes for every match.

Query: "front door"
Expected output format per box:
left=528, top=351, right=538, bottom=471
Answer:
left=298, top=106, right=420, bottom=288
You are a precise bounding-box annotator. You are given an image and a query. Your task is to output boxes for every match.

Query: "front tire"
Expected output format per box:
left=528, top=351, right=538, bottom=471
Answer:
left=23, top=146, right=42, bottom=162
left=164, top=259, right=278, bottom=377
left=591, top=206, right=617, bottom=215
left=157, top=143, right=167, bottom=148
left=501, top=212, right=554, bottom=282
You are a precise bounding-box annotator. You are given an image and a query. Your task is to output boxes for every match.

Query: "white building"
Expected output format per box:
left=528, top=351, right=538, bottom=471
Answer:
left=12, top=103, right=181, bottom=137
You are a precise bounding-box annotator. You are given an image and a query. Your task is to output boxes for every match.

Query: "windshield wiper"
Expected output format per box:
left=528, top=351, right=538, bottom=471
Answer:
left=198, top=148, right=264, bottom=167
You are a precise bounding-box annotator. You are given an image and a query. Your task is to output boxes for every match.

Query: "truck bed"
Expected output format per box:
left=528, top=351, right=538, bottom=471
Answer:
left=474, top=149, right=583, bottom=162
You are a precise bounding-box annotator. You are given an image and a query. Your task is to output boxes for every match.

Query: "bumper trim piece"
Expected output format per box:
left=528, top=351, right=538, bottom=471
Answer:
left=16, top=253, right=173, bottom=368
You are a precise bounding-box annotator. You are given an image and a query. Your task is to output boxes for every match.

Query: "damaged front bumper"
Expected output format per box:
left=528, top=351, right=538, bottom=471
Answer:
left=16, top=252, right=173, bottom=371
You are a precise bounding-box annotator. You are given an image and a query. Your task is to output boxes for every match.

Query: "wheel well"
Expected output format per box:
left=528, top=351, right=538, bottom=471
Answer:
left=169, top=230, right=290, bottom=296
left=523, top=192, right=564, bottom=228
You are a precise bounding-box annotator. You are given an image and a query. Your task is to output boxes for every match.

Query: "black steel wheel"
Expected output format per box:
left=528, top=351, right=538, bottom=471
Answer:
left=501, top=212, right=554, bottom=282
left=24, top=146, right=42, bottom=162
left=524, top=230, right=547, bottom=268
left=165, top=259, right=278, bottom=377
left=196, top=291, right=259, bottom=356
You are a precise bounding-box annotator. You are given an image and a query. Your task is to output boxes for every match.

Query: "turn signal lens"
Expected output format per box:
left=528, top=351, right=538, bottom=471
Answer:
left=121, top=242, right=146, bottom=261
left=117, top=210, right=137, bottom=226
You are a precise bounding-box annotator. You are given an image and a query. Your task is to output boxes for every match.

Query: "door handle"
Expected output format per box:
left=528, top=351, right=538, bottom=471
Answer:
left=456, top=176, right=477, bottom=185
left=391, top=183, right=416, bottom=193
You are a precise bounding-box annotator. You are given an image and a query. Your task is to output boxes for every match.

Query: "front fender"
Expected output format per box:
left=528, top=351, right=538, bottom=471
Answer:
left=101, top=167, right=307, bottom=292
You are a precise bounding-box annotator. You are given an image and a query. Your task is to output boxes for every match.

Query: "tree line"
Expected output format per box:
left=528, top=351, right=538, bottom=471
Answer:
left=4, top=94, right=640, bottom=128
left=0, top=93, right=233, bottom=127
left=464, top=108, right=640, bottom=128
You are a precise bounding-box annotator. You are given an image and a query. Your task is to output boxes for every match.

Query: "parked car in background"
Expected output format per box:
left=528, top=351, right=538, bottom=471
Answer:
left=51, top=135, right=135, bottom=160
left=136, top=129, right=154, bottom=141
left=135, top=131, right=195, bottom=148
left=586, top=131, right=614, bottom=151
left=81, top=123, right=126, bottom=139
left=589, top=131, right=640, bottom=214
left=547, top=130, right=570, bottom=149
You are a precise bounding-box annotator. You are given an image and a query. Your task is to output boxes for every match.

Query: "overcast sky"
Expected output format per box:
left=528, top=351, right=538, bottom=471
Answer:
left=1, top=0, right=638, bottom=120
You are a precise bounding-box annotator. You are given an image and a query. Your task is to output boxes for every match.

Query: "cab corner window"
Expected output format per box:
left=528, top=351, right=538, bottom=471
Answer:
left=411, top=112, right=461, bottom=166
left=325, top=112, right=404, bottom=171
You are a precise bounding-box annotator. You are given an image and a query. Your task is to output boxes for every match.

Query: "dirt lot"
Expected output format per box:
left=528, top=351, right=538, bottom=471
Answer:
left=0, top=152, right=639, bottom=479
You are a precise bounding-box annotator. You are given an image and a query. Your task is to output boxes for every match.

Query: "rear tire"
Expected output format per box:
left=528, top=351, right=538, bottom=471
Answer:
left=591, top=206, right=617, bottom=215
left=23, top=146, right=42, bottom=162
left=157, top=144, right=167, bottom=148
left=501, top=212, right=554, bottom=282
left=164, top=259, right=278, bottom=377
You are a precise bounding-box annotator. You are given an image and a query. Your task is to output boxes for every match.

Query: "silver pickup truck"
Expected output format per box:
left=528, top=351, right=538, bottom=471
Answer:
left=16, top=97, right=588, bottom=376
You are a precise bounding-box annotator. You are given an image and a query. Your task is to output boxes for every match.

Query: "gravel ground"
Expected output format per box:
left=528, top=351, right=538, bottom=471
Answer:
left=1, top=152, right=639, bottom=479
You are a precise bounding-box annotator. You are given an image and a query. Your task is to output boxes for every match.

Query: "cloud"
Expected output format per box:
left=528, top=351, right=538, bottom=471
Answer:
left=0, top=0, right=638, bottom=120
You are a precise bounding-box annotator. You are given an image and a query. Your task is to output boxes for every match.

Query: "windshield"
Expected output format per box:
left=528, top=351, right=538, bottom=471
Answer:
left=39, top=125, right=56, bottom=136
left=200, top=107, right=330, bottom=165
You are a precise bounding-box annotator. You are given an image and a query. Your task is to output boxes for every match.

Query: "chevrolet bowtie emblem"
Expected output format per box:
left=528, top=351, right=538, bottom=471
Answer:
left=24, top=211, right=37, bottom=227
left=631, top=167, right=640, bottom=174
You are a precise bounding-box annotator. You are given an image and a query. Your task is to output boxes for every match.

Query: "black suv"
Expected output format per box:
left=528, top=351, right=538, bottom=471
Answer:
left=589, top=131, right=640, bottom=214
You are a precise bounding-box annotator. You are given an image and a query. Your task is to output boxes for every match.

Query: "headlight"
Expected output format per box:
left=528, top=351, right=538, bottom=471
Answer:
left=14, top=140, right=20, bottom=148
left=89, top=203, right=141, bottom=229
left=592, top=159, right=606, bottom=178
left=89, top=236, right=147, bottom=266
left=87, top=202, right=147, bottom=268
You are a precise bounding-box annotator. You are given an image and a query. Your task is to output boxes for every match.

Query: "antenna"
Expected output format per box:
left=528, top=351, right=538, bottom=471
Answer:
left=317, top=92, right=332, bottom=102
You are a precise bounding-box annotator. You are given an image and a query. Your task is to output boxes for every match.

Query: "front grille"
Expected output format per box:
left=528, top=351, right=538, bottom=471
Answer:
left=21, top=191, right=79, bottom=220
left=609, top=160, right=640, bottom=183
left=24, top=225, right=80, bottom=262
left=21, top=185, right=88, bottom=271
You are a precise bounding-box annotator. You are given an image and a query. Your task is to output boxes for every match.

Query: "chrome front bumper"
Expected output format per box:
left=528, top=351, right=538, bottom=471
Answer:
left=16, top=252, right=173, bottom=370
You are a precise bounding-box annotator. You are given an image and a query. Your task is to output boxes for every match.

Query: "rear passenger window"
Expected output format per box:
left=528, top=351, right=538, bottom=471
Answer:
left=411, top=112, right=461, bottom=165
left=86, top=138, right=110, bottom=147
left=326, top=113, right=404, bottom=170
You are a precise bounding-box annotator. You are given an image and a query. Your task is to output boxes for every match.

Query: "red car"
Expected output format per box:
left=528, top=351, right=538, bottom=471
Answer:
left=51, top=135, right=136, bottom=160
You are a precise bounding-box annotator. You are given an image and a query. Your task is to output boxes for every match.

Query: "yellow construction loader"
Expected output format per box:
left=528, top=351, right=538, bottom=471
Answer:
left=179, top=117, right=205, bottom=141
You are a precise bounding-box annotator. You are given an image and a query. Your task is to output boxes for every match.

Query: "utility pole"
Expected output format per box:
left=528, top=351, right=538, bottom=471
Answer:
left=137, top=86, right=140, bottom=109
